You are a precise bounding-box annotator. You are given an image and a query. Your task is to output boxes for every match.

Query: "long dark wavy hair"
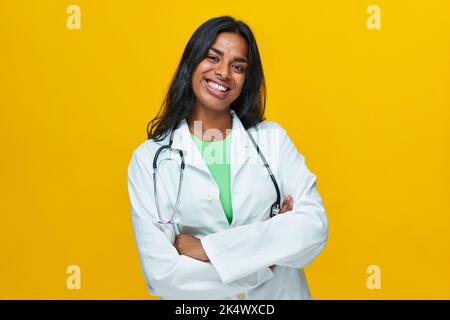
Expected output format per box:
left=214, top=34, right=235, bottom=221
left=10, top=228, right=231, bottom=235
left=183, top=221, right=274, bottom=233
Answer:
left=147, top=16, right=267, bottom=141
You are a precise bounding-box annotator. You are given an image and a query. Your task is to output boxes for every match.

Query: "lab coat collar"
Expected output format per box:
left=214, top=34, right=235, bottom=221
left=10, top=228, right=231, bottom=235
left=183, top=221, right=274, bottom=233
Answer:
left=170, top=109, right=251, bottom=179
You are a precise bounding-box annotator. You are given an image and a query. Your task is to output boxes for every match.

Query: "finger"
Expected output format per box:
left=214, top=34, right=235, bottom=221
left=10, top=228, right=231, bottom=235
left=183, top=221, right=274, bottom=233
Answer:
left=280, top=196, right=293, bottom=213
left=280, top=200, right=289, bottom=213
left=280, top=198, right=290, bottom=213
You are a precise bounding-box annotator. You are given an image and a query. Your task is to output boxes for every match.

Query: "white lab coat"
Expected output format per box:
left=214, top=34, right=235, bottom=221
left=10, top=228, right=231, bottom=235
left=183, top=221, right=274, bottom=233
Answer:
left=127, top=109, right=328, bottom=300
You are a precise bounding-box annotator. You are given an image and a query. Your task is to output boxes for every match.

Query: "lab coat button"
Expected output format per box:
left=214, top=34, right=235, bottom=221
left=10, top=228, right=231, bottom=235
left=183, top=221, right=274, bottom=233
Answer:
left=207, top=192, right=215, bottom=201
left=237, top=292, right=246, bottom=300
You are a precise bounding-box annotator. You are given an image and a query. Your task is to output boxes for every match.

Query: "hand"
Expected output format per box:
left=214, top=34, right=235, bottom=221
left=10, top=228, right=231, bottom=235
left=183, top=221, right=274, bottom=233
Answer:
left=174, top=234, right=210, bottom=262
left=279, top=195, right=294, bottom=214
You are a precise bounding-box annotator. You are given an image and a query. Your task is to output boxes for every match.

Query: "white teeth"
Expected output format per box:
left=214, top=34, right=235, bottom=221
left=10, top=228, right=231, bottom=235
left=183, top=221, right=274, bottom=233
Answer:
left=207, top=80, right=227, bottom=92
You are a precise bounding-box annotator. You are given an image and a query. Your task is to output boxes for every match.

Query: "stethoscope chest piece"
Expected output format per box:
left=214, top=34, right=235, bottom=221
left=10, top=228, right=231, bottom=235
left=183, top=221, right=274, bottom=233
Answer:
left=270, top=202, right=281, bottom=218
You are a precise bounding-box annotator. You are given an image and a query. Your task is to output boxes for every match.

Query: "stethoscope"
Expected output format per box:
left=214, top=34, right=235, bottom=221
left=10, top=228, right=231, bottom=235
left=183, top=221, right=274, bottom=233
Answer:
left=153, top=124, right=281, bottom=228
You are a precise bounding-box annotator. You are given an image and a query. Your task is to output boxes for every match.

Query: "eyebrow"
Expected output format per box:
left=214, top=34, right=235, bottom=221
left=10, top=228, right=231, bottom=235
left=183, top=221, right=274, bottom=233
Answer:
left=209, top=47, right=248, bottom=63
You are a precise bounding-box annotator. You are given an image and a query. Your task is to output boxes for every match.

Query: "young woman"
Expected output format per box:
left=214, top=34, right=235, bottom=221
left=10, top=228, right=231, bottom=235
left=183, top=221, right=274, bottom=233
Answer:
left=127, top=16, right=328, bottom=300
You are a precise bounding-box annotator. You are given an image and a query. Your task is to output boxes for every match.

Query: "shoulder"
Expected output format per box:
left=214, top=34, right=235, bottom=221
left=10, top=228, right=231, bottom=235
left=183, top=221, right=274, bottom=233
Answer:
left=246, top=120, right=291, bottom=166
left=250, top=119, right=289, bottom=143
left=128, top=137, right=168, bottom=169
left=250, top=120, right=300, bottom=160
left=252, top=119, right=287, bottom=133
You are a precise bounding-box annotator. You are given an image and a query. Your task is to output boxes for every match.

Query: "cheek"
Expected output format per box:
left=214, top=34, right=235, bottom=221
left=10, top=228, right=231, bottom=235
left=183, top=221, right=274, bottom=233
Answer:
left=193, top=61, right=211, bottom=78
left=191, top=71, right=202, bottom=87
left=191, top=75, right=204, bottom=98
left=232, top=76, right=246, bottom=97
left=192, top=63, right=211, bottom=93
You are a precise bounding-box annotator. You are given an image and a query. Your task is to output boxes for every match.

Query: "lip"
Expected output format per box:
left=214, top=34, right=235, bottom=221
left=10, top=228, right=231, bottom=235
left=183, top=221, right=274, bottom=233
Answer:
left=202, top=78, right=230, bottom=99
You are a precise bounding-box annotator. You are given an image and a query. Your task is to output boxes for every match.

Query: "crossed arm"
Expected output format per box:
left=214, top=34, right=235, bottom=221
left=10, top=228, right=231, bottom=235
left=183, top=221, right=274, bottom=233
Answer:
left=174, top=195, right=295, bottom=262
left=171, top=124, right=328, bottom=284
left=128, top=123, right=328, bottom=297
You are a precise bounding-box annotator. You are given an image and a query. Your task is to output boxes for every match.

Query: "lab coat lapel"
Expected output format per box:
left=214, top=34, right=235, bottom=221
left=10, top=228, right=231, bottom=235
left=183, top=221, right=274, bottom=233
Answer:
left=170, top=110, right=251, bottom=185
left=171, top=118, right=211, bottom=176
left=229, top=110, right=251, bottom=191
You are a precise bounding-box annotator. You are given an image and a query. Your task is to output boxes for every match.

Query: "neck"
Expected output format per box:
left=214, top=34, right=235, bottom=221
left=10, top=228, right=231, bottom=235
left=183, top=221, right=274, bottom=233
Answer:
left=187, top=106, right=232, bottom=141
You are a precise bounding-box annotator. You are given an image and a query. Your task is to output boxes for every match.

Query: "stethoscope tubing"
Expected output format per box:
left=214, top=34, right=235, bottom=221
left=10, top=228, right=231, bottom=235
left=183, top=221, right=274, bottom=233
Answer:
left=152, top=124, right=281, bottom=230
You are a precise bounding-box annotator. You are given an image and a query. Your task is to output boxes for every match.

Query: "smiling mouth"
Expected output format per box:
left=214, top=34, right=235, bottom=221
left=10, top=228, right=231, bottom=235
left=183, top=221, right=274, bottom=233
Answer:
left=203, top=79, right=231, bottom=98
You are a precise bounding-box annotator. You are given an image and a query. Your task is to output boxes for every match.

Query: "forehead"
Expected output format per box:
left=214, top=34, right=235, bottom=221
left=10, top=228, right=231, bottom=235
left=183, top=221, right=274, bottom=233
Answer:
left=210, top=32, right=248, bottom=57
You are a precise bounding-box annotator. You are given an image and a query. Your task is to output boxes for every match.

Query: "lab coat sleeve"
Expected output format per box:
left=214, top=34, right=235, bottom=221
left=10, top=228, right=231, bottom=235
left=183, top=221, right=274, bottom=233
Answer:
left=127, top=146, right=274, bottom=299
left=200, top=123, right=328, bottom=284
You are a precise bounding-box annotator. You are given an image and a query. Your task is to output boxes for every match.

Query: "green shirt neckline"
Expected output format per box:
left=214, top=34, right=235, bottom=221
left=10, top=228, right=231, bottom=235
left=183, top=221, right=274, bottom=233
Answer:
left=190, top=131, right=233, bottom=225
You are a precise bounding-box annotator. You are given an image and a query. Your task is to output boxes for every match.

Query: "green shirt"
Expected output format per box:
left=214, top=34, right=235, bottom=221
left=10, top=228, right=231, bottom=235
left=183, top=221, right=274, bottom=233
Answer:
left=190, top=132, right=233, bottom=225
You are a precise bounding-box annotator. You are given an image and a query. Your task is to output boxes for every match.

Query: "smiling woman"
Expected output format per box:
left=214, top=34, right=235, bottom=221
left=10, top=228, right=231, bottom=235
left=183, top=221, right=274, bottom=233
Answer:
left=128, top=16, right=328, bottom=300
left=146, top=16, right=266, bottom=141
left=192, top=32, right=248, bottom=106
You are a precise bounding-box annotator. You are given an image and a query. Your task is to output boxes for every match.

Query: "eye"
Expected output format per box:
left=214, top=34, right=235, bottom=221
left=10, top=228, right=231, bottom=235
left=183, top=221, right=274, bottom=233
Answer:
left=233, top=64, right=246, bottom=73
left=206, top=55, right=218, bottom=62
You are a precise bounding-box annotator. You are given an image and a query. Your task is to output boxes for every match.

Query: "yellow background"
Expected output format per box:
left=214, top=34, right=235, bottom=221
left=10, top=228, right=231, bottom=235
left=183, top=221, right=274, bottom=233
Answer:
left=1, top=0, right=449, bottom=299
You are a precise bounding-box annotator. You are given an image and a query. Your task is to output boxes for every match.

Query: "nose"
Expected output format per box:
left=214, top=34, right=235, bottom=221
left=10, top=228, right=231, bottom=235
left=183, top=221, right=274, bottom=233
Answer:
left=215, top=62, right=230, bottom=80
